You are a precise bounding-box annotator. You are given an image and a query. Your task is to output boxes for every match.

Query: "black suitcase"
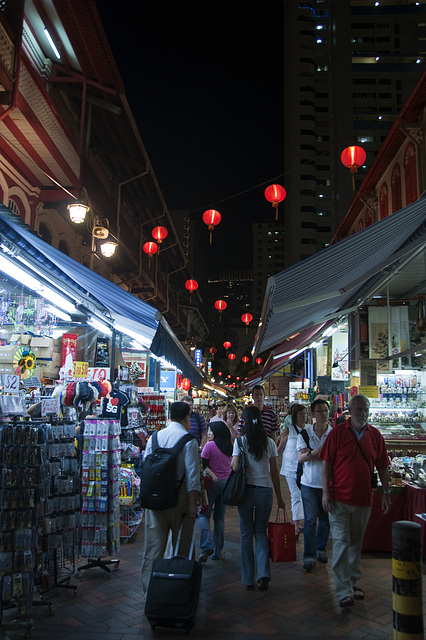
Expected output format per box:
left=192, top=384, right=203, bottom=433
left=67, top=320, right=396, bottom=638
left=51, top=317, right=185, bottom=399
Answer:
left=145, top=522, right=202, bottom=632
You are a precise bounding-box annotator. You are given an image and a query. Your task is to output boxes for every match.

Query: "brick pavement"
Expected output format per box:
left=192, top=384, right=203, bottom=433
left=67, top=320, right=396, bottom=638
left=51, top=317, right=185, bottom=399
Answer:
left=3, top=482, right=424, bottom=639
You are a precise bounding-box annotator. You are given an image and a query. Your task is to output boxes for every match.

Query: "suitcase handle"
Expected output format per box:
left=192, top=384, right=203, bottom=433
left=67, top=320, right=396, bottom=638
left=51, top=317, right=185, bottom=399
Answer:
left=173, top=519, right=197, bottom=559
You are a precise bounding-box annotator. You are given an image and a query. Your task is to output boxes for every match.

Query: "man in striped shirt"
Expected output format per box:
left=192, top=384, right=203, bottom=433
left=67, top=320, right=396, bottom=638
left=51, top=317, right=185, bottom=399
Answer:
left=238, top=385, right=279, bottom=443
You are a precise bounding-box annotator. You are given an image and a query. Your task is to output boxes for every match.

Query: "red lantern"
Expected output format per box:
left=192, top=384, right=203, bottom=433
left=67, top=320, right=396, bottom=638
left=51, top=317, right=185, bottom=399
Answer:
left=228, top=353, right=236, bottom=360
left=181, top=378, right=191, bottom=391
left=152, top=226, right=168, bottom=244
left=341, top=146, right=367, bottom=190
left=264, top=184, right=286, bottom=220
left=236, top=376, right=240, bottom=381
left=143, top=241, right=158, bottom=267
left=185, top=279, right=198, bottom=303
left=227, top=375, right=231, bottom=379
left=217, top=371, right=222, bottom=376
left=209, top=347, right=217, bottom=356
left=214, top=299, right=227, bottom=322
left=242, top=356, right=249, bottom=363
left=203, top=209, right=221, bottom=244
left=241, top=312, right=253, bottom=334
left=255, top=357, right=262, bottom=366
left=223, top=341, right=231, bottom=350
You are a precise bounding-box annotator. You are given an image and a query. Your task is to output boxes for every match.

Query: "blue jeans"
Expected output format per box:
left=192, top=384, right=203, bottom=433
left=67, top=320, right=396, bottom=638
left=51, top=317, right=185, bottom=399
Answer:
left=238, top=485, right=273, bottom=586
left=198, top=478, right=227, bottom=558
left=301, top=484, right=330, bottom=563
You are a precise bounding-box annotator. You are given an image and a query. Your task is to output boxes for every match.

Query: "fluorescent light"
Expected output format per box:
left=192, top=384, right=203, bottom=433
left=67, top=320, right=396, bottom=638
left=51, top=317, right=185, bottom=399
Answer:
left=43, top=28, right=61, bottom=59
left=0, top=254, right=77, bottom=314
left=323, top=326, right=338, bottom=337
left=46, top=305, right=72, bottom=322
left=88, top=318, right=113, bottom=336
left=114, top=323, right=151, bottom=348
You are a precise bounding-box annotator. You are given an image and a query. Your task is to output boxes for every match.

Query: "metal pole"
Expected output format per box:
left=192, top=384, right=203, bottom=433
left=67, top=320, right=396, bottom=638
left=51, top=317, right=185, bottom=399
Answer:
left=392, top=520, right=423, bottom=639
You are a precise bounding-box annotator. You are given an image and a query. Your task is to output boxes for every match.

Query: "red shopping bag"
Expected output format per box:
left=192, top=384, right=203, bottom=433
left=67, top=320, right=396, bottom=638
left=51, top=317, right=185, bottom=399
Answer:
left=268, top=509, right=296, bottom=562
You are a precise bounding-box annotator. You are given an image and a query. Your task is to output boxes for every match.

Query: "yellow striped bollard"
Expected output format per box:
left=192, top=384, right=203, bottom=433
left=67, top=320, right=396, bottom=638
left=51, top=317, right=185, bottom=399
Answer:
left=392, top=520, right=423, bottom=640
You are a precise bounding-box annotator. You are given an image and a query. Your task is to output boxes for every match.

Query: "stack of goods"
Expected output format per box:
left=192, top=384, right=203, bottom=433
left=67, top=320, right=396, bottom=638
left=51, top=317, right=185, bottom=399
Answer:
left=389, top=454, right=426, bottom=486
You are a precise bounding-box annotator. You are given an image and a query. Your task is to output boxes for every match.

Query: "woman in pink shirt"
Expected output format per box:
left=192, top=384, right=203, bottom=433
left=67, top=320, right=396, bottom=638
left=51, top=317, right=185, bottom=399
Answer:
left=198, top=422, right=232, bottom=562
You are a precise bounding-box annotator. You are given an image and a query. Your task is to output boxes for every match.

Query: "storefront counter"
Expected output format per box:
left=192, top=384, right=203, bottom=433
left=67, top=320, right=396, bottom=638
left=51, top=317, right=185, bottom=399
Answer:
left=362, top=492, right=405, bottom=553
left=362, top=482, right=426, bottom=556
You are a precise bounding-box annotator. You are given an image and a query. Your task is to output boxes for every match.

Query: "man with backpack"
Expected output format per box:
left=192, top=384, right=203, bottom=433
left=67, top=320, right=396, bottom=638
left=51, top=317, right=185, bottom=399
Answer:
left=140, top=401, right=201, bottom=594
left=182, top=394, right=207, bottom=448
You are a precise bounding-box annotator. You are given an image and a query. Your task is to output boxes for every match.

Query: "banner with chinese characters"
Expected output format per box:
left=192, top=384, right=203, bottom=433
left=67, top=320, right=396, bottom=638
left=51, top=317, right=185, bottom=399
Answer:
left=368, top=306, right=410, bottom=372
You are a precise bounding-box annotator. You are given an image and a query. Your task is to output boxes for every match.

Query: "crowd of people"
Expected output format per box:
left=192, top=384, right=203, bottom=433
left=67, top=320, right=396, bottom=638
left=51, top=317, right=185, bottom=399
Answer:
left=140, top=388, right=391, bottom=609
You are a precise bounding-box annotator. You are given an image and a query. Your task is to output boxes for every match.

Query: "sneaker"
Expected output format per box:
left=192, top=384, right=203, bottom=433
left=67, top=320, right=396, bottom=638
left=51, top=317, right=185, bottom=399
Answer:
left=316, top=552, right=328, bottom=564
left=303, top=561, right=316, bottom=572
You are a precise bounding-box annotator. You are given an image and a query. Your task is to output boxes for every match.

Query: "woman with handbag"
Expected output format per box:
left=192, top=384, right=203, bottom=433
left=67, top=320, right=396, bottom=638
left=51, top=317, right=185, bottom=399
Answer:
left=277, top=403, right=308, bottom=539
left=232, top=406, right=285, bottom=591
left=198, top=422, right=232, bottom=562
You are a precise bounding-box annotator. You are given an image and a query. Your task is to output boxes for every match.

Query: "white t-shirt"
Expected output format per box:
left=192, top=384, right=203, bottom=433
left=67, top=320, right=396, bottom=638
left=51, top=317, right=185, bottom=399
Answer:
left=296, top=424, right=332, bottom=489
left=233, top=436, right=277, bottom=488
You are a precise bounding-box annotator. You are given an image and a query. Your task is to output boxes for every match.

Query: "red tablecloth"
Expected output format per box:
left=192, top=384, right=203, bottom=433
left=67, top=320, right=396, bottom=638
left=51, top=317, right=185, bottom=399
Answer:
left=362, top=493, right=405, bottom=553
left=403, top=482, right=426, bottom=558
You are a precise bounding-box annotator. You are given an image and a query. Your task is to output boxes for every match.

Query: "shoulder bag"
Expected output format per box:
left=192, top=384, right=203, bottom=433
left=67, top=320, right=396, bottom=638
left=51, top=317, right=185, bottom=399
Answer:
left=222, top=436, right=247, bottom=506
left=296, top=428, right=311, bottom=490
left=348, top=428, right=378, bottom=488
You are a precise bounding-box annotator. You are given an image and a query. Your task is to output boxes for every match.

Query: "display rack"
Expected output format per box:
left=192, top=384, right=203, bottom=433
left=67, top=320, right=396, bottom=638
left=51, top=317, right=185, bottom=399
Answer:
left=78, top=419, right=121, bottom=577
left=137, top=393, right=166, bottom=431
left=40, top=418, right=80, bottom=596
left=0, top=417, right=54, bottom=636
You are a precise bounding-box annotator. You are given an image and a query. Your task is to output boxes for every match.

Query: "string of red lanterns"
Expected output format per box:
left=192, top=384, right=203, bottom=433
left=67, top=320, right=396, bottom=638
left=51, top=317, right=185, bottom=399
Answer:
left=264, top=184, right=286, bottom=221
left=203, top=209, right=221, bottom=244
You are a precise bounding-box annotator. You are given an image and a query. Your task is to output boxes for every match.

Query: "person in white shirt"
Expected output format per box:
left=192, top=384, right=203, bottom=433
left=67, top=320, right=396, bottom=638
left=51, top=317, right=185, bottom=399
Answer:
left=140, top=402, right=201, bottom=593
left=297, top=399, right=332, bottom=573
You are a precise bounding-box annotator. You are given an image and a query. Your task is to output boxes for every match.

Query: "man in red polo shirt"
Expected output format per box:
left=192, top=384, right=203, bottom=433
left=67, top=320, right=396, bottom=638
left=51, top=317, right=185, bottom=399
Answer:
left=321, top=394, right=391, bottom=609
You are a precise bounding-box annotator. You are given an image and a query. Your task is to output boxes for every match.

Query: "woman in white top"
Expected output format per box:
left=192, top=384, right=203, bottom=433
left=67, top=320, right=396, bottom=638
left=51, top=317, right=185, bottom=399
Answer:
left=232, top=406, right=285, bottom=591
left=277, top=403, right=308, bottom=538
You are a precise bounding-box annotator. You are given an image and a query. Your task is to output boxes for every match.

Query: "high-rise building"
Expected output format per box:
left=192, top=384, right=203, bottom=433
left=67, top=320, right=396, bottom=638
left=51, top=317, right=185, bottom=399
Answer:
left=283, top=0, right=426, bottom=267
left=252, top=221, right=285, bottom=314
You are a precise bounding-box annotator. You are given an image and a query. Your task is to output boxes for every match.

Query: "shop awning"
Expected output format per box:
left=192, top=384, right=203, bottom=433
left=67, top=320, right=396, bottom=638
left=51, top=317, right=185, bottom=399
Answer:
left=261, top=324, right=326, bottom=378
left=150, top=321, right=204, bottom=388
left=254, top=196, right=426, bottom=356
left=0, top=207, right=203, bottom=383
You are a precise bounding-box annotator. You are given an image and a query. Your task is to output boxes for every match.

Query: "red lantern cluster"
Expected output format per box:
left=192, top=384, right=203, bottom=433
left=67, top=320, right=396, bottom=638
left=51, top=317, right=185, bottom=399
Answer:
left=264, top=184, right=286, bottom=220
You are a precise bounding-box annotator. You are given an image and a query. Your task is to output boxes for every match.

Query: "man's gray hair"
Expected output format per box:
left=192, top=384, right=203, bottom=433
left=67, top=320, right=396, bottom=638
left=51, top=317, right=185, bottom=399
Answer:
left=348, top=394, right=370, bottom=410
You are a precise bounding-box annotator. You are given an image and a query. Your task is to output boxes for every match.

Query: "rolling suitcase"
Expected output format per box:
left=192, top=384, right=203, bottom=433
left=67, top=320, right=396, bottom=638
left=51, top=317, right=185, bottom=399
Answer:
left=145, top=521, right=202, bottom=632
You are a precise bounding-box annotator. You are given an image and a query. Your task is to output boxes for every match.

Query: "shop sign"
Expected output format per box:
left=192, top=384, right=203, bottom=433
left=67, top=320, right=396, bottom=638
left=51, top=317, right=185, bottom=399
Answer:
left=62, top=333, right=77, bottom=367
left=159, top=369, right=176, bottom=391
left=41, top=397, right=60, bottom=416
left=73, top=361, right=89, bottom=378
left=86, top=367, right=110, bottom=383
left=2, top=374, right=19, bottom=394
left=195, top=349, right=202, bottom=367
left=359, top=385, right=379, bottom=399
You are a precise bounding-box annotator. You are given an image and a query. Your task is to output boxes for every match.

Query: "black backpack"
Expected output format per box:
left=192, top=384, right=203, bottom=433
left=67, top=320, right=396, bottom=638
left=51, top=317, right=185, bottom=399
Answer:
left=139, top=431, right=194, bottom=510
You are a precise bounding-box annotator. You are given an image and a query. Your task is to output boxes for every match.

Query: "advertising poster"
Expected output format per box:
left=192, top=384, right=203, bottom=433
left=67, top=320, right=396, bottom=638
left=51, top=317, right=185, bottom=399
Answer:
left=61, top=333, right=77, bottom=367
left=94, top=337, right=109, bottom=367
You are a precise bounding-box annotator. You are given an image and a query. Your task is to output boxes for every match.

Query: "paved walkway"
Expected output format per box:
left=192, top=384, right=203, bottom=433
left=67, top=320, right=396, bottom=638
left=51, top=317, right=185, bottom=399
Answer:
left=3, top=483, right=424, bottom=639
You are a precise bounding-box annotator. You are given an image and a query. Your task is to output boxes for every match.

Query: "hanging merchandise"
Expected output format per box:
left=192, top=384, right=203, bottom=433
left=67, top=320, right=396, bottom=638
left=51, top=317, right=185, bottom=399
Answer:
left=79, top=419, right=121, bottom=565
left=12, top=346, right=37, bottom=379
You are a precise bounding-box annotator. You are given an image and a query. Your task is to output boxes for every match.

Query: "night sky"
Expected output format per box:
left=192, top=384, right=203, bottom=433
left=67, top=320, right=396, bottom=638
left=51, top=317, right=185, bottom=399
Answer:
left=96, top=2, right=284, bottom=267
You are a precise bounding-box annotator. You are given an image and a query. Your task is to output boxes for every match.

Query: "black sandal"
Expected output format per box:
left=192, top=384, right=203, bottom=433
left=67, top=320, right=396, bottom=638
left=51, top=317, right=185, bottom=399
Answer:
left=339, top=596, right=354, bottom=608
left=258, top=578, right=269, bottom=591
